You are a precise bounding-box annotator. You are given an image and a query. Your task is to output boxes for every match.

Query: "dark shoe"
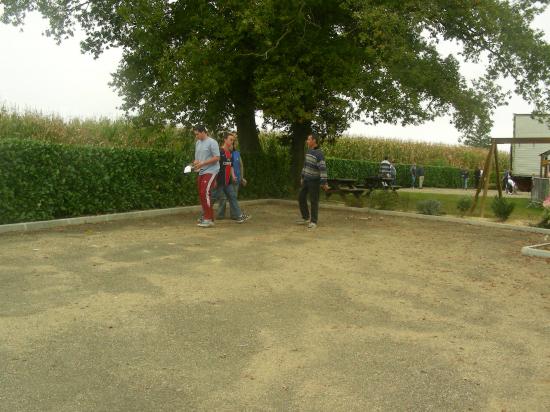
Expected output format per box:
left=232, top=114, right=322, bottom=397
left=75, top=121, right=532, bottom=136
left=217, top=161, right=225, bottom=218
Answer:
left=236, top=214, right=250, bottom=223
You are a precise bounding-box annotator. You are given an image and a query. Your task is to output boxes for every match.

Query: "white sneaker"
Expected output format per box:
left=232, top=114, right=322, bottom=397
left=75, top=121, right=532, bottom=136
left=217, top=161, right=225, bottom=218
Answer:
left=307, top=222, right=317, bottom=229
left=296, top=218, right=309, bottom=225
left=197, top=220, right=214, bottom=228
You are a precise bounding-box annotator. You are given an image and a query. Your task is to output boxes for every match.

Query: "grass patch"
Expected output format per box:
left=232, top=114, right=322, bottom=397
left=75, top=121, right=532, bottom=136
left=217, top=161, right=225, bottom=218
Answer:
left=317, top=190, right=544, bottom=223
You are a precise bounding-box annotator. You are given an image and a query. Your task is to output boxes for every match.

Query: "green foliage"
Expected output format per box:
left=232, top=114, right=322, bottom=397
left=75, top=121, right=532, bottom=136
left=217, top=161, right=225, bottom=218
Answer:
left=368, top=190, right=399, bottom=211
left=537, top=209, right=550, bottom=228
left=456, top=197, right=474, bottom=216
left=490, top=196, right=516, bottom=221
left=0, top=108, right=509, bottom=170
left=326, top=158, right=468, bottom=188
left=323, top=136, right=508, bottom=169
left=536, top=197, right=550, bottom=228
left=416, top=200, right=443, bottom=215
left=0, top=106, right=195, bottom=150
left=3, top=1, right=550, bottom=151
left=0, top=139, right=291, bottom=225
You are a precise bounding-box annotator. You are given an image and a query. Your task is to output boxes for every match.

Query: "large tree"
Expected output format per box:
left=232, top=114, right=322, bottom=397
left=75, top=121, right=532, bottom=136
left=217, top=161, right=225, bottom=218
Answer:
left=3, top=1, right=550, bottom=173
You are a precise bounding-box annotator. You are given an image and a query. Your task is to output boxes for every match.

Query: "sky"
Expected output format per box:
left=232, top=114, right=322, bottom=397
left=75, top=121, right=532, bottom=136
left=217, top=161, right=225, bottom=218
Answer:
left=0, top=9, right=549, bottom=145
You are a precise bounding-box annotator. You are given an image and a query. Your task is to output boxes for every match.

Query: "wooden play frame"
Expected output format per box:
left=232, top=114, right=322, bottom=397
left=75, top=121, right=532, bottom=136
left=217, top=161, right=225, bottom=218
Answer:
left=469, top=137, right=550, bottom=217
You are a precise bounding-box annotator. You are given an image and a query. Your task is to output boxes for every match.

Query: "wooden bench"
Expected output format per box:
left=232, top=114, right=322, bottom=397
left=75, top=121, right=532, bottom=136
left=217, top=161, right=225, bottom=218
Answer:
left=362, top=176, right=401, bottom=195
left=325, top=178, right=365, bottom=200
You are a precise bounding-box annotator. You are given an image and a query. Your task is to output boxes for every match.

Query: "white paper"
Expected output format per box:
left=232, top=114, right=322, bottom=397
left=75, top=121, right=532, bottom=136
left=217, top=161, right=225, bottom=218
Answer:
left=183, top=165, right=192, bottom=174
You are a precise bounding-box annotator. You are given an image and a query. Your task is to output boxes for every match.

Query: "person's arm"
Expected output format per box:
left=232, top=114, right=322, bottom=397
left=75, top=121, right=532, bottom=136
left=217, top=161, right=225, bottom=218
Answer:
left=239, top=156, right=247, bottom=185
left=239, top=157, right=245, bottom=178
left=318, top=151, right=329, bottom=190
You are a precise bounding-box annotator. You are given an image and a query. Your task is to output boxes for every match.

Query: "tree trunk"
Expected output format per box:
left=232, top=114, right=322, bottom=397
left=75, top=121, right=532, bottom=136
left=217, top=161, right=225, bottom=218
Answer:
left=290, top=120, right=312, bottom=188
left=232, top=80, right=260, bottom=153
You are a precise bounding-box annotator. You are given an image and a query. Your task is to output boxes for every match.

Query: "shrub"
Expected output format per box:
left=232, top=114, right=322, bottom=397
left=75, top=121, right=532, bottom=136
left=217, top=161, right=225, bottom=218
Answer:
left=456, top=197, right=473, bottom=216
left=325, top=158, right=472, bottom=189
left=490, top=196, right=515, bottom=221
left=0, top=138, right=291, bottom=224
left=368, top=190, right=399, bottom=210
left=416, top=199, right=442, bottom=215
left=536, top=195, right=550, bottom=228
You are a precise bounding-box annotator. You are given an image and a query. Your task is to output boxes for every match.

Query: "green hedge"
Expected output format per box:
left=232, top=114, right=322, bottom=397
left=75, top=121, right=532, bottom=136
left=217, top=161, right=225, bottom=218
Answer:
left=326, top=158, right=469, bottom=188
left=0, top=139, right=291, bottom=224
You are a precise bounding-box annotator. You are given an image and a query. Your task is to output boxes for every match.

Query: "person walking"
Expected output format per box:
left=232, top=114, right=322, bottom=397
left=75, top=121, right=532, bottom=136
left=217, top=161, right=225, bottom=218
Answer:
left=474, top=167, right=481, bottom=189
left=214, top=132, right=250, bottom=223
left=217, top=134, right=247, bottom=218
left=193, top=125, right=220, bottom=228
left=460, top=167, right=469, bottom=189
left=410, top=163, right=417, bottom=188
left=297, top=133, right=328, bottom=229
left=389, top=160, right=397, bottom=186
left=417, top=164, right=425, bottom=189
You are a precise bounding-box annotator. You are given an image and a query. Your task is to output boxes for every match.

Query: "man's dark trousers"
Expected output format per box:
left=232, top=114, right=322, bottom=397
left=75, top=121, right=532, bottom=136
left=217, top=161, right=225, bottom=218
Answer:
left=299, top=178, right=321, bottom=223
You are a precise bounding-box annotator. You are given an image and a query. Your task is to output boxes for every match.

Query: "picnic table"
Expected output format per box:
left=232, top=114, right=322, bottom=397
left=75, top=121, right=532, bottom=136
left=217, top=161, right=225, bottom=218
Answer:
left=325, top=176, right=402, bottom=200
left=358, top=176, right=401, bottom=195
left=326, top=178, right=365, bottom=199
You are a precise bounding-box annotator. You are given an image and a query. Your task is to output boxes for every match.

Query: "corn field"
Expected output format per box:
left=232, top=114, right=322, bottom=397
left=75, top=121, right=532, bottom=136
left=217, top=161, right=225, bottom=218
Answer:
left=0, top=106, right=194, bottom=152
left=1, top=106, right=507, bottom=168
left=322, top=136, right=509, bottom=169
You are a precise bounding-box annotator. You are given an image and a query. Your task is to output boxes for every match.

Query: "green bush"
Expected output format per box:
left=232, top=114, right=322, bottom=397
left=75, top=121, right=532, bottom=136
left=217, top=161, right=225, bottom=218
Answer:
left=0, top=138, right=291, bottom=224
left=368, top=190, right=399, bottom=210
left=326, top=158, right=467, bottom=189
left=416, top=199, right=442, bottom=215
left=490, top=196, right=515, bottom=221
left=456, top=197, right=473, bottom=216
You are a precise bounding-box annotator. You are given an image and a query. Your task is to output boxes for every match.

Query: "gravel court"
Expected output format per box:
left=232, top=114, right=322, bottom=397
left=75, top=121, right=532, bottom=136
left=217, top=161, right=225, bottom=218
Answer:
left=0, top=203, right=548, bottom=411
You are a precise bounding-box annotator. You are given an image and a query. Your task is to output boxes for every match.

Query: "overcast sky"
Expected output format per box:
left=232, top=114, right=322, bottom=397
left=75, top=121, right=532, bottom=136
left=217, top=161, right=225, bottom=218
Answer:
left=0, top=9, right=549, bottom=145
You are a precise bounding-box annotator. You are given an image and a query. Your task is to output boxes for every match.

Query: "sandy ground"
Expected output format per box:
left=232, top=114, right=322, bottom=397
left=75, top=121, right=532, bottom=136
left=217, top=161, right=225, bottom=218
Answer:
left=1, top=204, right=549, bottom=411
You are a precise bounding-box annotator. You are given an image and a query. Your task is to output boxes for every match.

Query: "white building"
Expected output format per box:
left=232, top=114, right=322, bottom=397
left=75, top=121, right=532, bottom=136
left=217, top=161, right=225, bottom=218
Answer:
left=511, top=114, right=550, bottom=190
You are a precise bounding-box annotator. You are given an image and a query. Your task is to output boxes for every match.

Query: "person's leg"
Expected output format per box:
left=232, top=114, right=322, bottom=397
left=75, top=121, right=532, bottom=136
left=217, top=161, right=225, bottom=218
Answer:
left=419, top=176, right=424, bottom=189
left=298, top=181, right=310, bottom=220
left=309, top=179, right=321, bottom=224
left=411, top=175, right=415, bottom=188
left=216, top=186, right=226, bottom=219
left=199, top=173, right=217, bottom=222
left=224, top=184, right=243, bottom=219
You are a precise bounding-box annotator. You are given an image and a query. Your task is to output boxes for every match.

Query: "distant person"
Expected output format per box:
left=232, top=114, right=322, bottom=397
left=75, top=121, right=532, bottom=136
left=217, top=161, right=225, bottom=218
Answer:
left=379, top=156, right=392, bottom=179
left=502, top=169, right=511, bottom=191
left=389, top=160, right=397, bottom=185
left=193, top=125, right=220, bottom=228
left=410, top=163, right=417, bottom=188
left=460, top=167, right=469, bottom=189
left=474, top=167, right=482, bottom=189
left=503, top=170, right=517, bottom=195
left=214, top=132, right=250, bottom=223
left=217, top=133, right=248, bottom=218
left=417, top=165, right=425, bottom=189
left=297, top=133, right=329, bottom=229
left=379, top=156, right=392, bottom=187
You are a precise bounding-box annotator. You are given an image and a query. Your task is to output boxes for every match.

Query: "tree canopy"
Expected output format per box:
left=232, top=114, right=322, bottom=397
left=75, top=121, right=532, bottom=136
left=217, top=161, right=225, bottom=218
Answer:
left=2, top=0, right=550, bottom=158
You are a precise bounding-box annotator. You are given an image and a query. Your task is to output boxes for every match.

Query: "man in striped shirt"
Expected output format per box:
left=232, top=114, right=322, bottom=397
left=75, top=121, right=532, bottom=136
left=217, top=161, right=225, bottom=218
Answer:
left=297, top=133, right=329, bottom=229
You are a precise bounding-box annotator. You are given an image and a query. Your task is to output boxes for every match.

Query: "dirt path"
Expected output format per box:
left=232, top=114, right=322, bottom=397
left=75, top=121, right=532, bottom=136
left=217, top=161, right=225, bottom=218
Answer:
left=1, top=204, right=548, bottom=411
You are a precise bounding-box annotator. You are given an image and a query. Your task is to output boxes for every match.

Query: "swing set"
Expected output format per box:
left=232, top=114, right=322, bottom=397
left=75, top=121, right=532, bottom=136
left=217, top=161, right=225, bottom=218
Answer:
left=469, top=137, right=550, bottom=216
